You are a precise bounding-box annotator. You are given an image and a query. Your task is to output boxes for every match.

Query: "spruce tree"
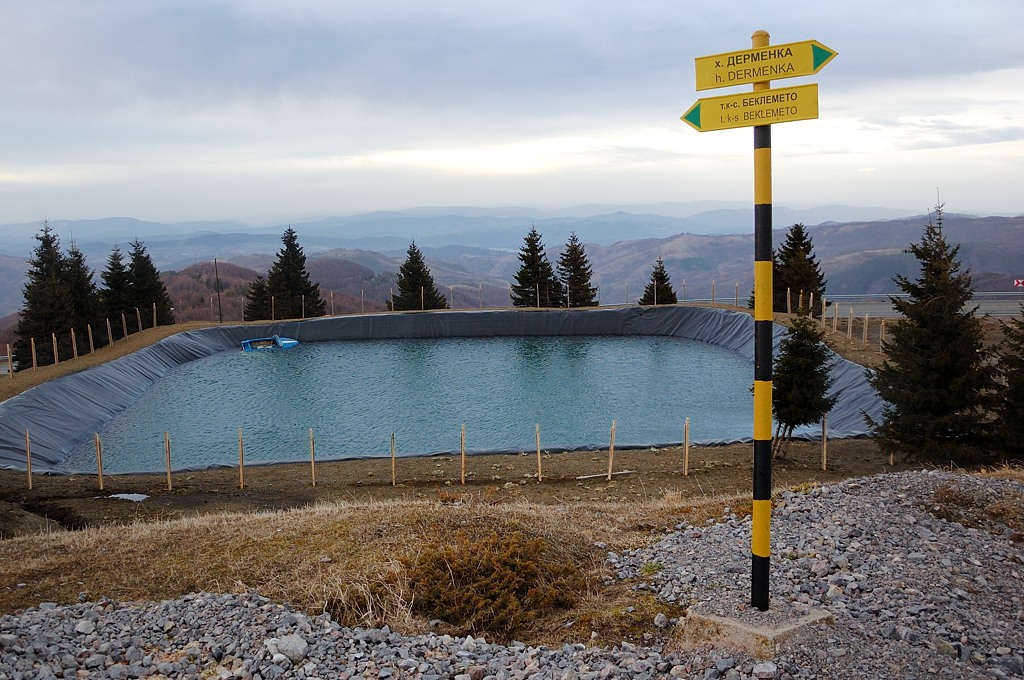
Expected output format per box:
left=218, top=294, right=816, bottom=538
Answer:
left=389, top=241, right=448, bottom=311
left=243, top=275, right=272, bottom=321
left=127, top=239, right=175, bottom=329
left=994, top=304, right=1024, bottom=459
left=64, top=240, right=104, bottom=350
left=772, top=315, right=837, bottom=457
left=774, top=223, right=826, bottom=315
left=868, top=206, right=997, bottom=463
left=12, top=222, right=77, bottom=368
left=510, top=226, right=563, bottom=307
left=101, top=246, right=133, bottom=340
left=264, top=227, right=326, bottom=319
left=639, top=258, right=678, bottom=305
left=557, top=231, right=598, bottom=307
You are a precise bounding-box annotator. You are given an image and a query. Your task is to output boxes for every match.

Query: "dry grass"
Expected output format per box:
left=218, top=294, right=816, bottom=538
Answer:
left=0, top=490, right=745, bottom=646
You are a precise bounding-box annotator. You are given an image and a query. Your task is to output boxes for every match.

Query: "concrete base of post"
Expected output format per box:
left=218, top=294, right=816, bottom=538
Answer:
left=672, top=600, right=833, bottom=659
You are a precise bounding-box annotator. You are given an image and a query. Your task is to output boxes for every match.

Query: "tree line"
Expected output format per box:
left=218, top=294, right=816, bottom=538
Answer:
left=767, top=207, right=1023, bottom=464
left=12, top=222, right=173, bottom=370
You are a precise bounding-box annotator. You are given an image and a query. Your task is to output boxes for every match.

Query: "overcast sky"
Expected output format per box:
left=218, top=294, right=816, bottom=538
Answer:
left=2, top=0, right=1022, bottom=225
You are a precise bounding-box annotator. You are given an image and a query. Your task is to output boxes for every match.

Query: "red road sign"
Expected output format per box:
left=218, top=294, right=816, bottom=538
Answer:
left=1015, top=279, right=1024, bottom=287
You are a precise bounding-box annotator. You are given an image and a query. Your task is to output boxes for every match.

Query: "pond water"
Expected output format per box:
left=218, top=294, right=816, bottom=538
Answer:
left=60, top=335, right=754, bottom=474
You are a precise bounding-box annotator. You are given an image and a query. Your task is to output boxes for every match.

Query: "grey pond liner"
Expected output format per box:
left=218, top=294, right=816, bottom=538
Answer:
left=0, top=305, right=883, bottom=472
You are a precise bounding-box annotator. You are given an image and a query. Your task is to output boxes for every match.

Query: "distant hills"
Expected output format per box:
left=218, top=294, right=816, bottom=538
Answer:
left=0, top=205, right=1021, bottom=324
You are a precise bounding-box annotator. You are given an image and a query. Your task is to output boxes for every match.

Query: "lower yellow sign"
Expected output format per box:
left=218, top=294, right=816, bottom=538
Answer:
left=681, top=83, right=818, bottom=132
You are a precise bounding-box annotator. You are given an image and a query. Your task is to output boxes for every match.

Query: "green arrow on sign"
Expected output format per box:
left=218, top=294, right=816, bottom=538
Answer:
left=682, top=102, right=702, bottom=130
left=812, top=43, right=835, bottom=71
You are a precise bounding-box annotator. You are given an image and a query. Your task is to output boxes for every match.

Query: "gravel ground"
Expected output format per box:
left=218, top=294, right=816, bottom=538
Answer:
left=1, top=469, right=1022, bottom=679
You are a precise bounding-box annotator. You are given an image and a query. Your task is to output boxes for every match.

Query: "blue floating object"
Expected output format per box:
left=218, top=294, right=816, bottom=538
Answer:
left=241, top=335, right=299, bottom=351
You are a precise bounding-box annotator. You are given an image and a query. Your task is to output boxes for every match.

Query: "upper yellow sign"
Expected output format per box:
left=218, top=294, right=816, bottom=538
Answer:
left=695, top=40, right=837, bottom=91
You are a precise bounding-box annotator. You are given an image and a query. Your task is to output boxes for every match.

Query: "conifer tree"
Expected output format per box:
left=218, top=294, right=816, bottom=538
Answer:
left=101, top=246, right=133, bottom=340
left=243, top=275, right=272, bottom=321
left=772, top=315, right=837, bottom=457
left=557, top=231, right=598, bottom=307
left=774, top=223, right=826, bottom=315
left=127, top=239, right=174, bottom=329
left=64, top=240, right=104, bottom=347
left=12, top=222, right=76, bottom=368
left=510, top=226, right=563, bottom=307
left=389, top=241, right=448, bottom=311
left=263, top=227, right=326, bottom=319
left=639, top=258, right=678, bottom=306
left=994, top=304, right=1024, bottom=459
left=868, top=206, right=997, bottom=463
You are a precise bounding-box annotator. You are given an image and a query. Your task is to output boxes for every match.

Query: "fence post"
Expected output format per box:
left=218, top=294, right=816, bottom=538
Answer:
left=862, top=313, right=869, bottom=346
left=121, top=313, right=128, bottom=339
left=535, top=424, right=543, bottom=482
left=88, top=324, right=95, bottom=354
left=684, top=417, right=690, bottom=477
left=310, top=428, right=317, bottom=487
left=847, top=307, right=854, bottom=340
left=606, top=420, right=617, bottom=481
left=25, top=429, right=32, bottom=490
left=832, top=302, right=839, bottom=333
left=711, top=280, right=716, bottom=304
left=786, top=288, right=791, bottom=314
left=31, top=338, right=38, bottom=371
left=106, top=318, right=114, bottom=345
left=879, top=320, right=887, bottom=353
left=135, top=307, right=143, bottom=332
left=6, top=344, right=12, bottom=378
left=237, top=428, right=245, bottom=490
left=71, top=328, right=78, bottom=359
left=460, top=424, right=466, bottom=485
left=165, top=432, right=172, bottom=490
left=52, top=333, right=59, bottom=365
left=820, top=297, right=827, bottom=327
left=95, top=433, right=104, bottom=491
left=391, top=433, right=396, bottom=487
left=821, top=414, right=828, bottom=471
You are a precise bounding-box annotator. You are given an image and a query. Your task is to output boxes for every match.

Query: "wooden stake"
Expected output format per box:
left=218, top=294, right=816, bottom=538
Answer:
left=847, top=307, right=854, bottom=340
left=711, top=280, right=716, bottom=304
left=390, top=433, right=396, bottom=487
left=684, top=417, right=691, bottom=477
left=821, top=298, right=827, bottom=327
left=71, top=328, right=78, bottom=359
left=165, top=432, right=172, bottom=490
left=121, top=313, right=127, bottom=339
left=809, top=292, right=815, bottom=314
left=5, top=344, right=12, bottom=378
left=237, top=428, right=245, bottom=490
left=879, top=320, right=886, bottom=353
left=87, top=324, right=95, bottom=354
left=152, top=302, right=157, bottom=329
left=460, top=424, right=466, bottom=485
left=535, top=424, right=542, bottom=482
left=135, top=307, right=143, bottom=333
left=786, top=287, right=791, bottom=314
left=862, top=313, right=870, bottom=346
left=106, top=318, right=113, bottom=345
left=832, top=302, right=839, bottom=333
left=25, top=429, right=32, bottom=490
left=31, top=337, right=37, bottom=371
left=606, top=420, right=617, bottom=481
left=94, top=433, right=104, bottom=491
left=309, top=428, right=317, bottom=487
left=821, top=414, right=828, bottom=471
left=52, top=333, right=59, bottom=365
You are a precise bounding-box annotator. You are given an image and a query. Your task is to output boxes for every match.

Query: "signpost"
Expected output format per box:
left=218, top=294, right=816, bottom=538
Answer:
left=695, top=39, right=837, bottom=91
left=681, top=83, right=818, bottom=132
left=682, top=31, right=835, bottom=612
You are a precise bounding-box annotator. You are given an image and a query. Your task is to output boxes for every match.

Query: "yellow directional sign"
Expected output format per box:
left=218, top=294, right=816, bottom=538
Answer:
left=695, top=40, right=837, bottom=91
left=681, top=83, right=818, bottom=132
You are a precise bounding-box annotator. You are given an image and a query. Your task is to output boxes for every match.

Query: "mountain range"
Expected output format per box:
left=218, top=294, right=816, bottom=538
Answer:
left=0, top=203, right=1021, bottom=323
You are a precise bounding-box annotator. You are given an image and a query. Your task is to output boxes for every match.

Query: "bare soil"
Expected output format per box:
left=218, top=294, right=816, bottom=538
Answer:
left=0, top=439, right=917, bottom=539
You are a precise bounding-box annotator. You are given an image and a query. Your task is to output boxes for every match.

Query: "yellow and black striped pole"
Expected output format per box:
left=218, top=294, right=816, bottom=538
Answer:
left=751, top=29, right=773, bottom=612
